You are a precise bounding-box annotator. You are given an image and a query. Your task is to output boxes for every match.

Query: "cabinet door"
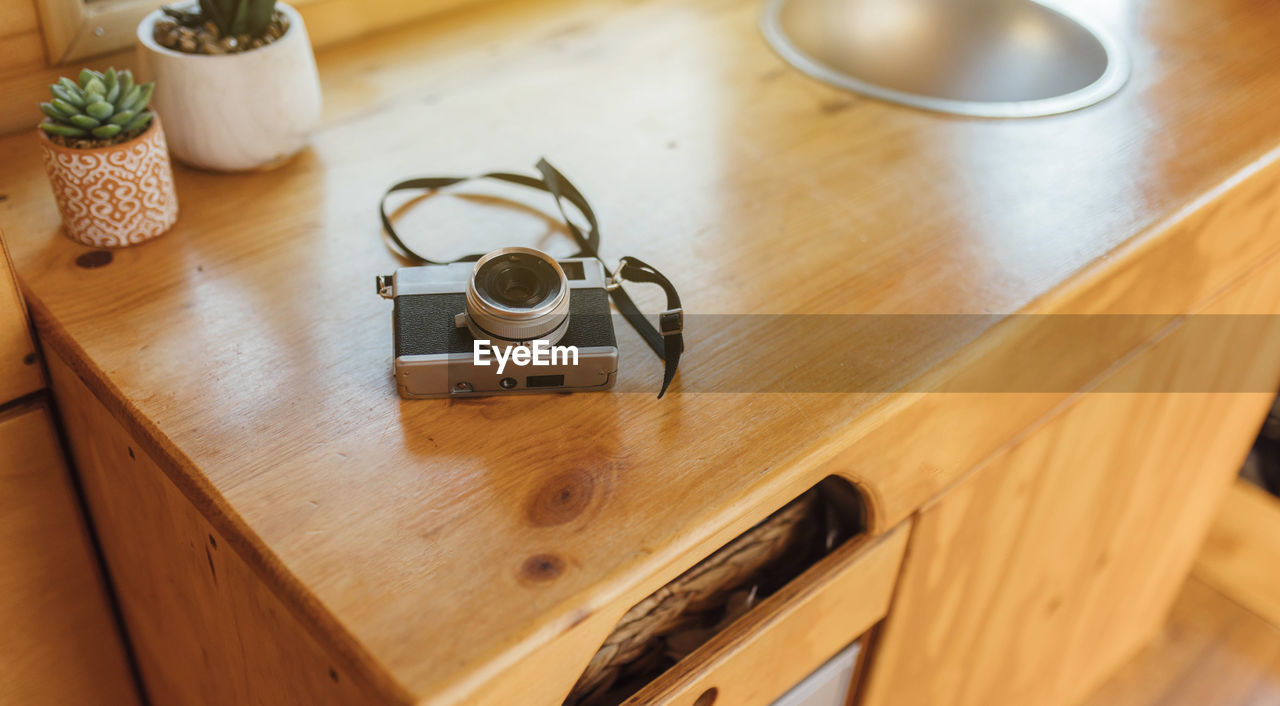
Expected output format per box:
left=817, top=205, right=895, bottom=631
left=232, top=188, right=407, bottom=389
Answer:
left=0, top=401, right=140, bottom=706
left=858, top=259, right=1280, bottom=706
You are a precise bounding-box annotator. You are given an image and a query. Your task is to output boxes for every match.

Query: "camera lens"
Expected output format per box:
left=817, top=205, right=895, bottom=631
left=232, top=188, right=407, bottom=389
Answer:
left=475, top=255, right=558, bottom=310
left=464, top=247, right=571, bottom=344
left=492, top=268, right=538, bottom=306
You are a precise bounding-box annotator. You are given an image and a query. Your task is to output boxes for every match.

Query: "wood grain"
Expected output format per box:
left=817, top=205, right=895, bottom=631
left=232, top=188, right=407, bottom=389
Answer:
left=857, top=255, right=1280, bottom=706
left=0, top=229, right=43, bottom=404
left=0, top=0, right=492, bottom=136
left=624, top=524, right=909, bottom=706
left=1194, top=479, right=1280, bottom=631
left=294, top=0, right=492, bottom=50
left=47, top=0, right=491, bottom=67
left=31, top=0, right=85, bottom=65
left=860, top=394, right=1277, bottom=706
left=1080, top=578, right=1280, bottom=706
left=0, top=31, right=45, bottom=78
left=0, top=0, right=138, bottom=144
left=0, top=399, right=140, bottom=706
left=1, top=0, right=1279, bottom=702
left=0, top=0, right=40, bottom=39
left=805, top=138, right=1280, bottom=535
left=45, top=349, right=394, bottom=706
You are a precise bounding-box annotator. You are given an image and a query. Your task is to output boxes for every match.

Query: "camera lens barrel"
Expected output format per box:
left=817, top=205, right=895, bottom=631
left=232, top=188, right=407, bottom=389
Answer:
left=464, top=247, right=571, bottom=344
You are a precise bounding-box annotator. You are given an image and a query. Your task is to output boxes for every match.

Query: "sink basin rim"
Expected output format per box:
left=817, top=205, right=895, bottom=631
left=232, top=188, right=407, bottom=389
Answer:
left=758, top=0, right=1131, bottom=119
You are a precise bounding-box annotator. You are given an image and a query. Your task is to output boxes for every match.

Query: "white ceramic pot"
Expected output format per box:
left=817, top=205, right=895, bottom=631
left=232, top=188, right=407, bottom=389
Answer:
left=135, top=2, right=322, bottom=171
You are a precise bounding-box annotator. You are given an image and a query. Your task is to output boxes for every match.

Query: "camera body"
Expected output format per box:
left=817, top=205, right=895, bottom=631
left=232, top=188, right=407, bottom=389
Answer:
left=378, top=253, right=618, bottom=399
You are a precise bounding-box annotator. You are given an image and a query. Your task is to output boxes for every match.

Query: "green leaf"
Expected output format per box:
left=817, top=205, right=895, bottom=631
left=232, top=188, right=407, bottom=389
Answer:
left=132, top=83, right=155, bottom=111
left=162, top=5, right=202, bottom=25
left=108, top=110, right=135, bottom=126
left=229, top=0, right=249, bottom=36
left=104, top=68, right=120, bottom=103
left=91, top=124, right=123, bottom=138
left=53, top=82, right=86, bottom=108
left=117, top=71, right=134, bottom=101
left=70, top=114, right=101, bottom=128
left=244, top=0, right=274, bottom=37
left=122, top=111, right=153, bottom=133
left=57, top=77, right=80, bottom=94
left=86, top=100, right=113, bottom=120
left=78, top=69, right=105, bottom=89
left=39, top=102, right=70, bottom=120
left=199, top=0, right=232, bottom=36
left=40, top=122, right=87, bottom=137
left=118, top=86, right=142, bottom=112
left=83, top=77, right=106, bottom=96
left=51, top=98, right=80, bottom=116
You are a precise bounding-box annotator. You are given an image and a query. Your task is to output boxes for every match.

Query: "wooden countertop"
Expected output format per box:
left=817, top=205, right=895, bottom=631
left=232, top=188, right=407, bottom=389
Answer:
left=3, top=0, right=1280, bottom=702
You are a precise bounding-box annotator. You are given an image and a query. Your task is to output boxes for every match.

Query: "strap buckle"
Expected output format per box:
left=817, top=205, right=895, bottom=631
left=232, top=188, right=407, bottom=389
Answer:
left=659, top=307, right=683, bottom=336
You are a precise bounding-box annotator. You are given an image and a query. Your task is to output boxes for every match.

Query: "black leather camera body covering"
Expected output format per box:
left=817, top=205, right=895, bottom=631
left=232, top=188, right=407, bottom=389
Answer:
left=393, top=288, right=616, bottom=358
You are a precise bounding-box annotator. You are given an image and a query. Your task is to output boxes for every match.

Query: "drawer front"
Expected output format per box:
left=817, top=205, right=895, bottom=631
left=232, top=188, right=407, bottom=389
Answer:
left=0, top=401, right=140, bottom=705
left=0, top=231, right=42, bottom=404
left=623, top=521, right=910, bottom=706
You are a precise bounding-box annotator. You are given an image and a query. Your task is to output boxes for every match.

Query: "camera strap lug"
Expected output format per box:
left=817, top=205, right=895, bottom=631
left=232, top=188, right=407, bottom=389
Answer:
left=376, top=275, right=394, bottom=299
left=605, top=264, right=624, bottom=292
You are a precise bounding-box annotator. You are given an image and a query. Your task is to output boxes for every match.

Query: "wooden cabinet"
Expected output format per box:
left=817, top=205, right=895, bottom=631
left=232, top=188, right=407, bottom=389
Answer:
left=3, top=0, right=1279, bottom=700
left=45, top=341, right=910, bottom=706
left=0, top=232, right=139, bottom=705
left=0, top=401, right=140, bottom=705
left=44, top=351, right=388, bottom=706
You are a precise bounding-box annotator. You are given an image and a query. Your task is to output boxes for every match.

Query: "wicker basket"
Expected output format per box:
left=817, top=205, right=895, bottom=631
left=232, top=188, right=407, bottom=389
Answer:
left=565, top=480, right=862, bottom=705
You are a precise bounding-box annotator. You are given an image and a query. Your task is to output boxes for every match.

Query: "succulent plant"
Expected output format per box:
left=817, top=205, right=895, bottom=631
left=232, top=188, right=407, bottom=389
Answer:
left=39, top=68, right=154, bottom=141
left=163, top=0, right=277, bottom=39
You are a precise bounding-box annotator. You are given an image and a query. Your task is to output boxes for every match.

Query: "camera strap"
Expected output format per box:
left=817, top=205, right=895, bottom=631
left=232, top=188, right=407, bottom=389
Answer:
left=379, top=158, right=683, bottom=398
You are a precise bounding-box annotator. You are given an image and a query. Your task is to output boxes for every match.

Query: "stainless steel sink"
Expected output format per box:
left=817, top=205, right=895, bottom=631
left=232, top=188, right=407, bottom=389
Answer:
left=760, top=0, right=1129, bottom=118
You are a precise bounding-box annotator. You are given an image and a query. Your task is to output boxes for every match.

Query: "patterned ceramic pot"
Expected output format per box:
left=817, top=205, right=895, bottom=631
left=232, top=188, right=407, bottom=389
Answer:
left=38, top=114, right=179, bottom=248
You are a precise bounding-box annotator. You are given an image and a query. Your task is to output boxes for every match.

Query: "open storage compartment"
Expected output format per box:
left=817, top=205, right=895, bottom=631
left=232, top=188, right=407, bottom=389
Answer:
left=564, top=476, right=909, bottom=706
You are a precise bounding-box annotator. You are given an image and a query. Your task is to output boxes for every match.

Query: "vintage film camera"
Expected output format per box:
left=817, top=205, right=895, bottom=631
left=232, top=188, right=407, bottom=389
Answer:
left=377, top=247, right=618, bottom=398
